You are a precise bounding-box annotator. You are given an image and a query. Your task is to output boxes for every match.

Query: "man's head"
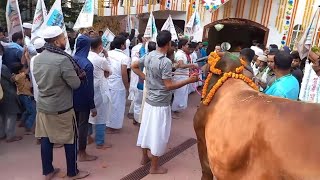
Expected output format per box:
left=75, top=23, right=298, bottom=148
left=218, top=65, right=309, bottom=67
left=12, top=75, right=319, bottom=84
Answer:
left=113, top=35, right=127, bottom=50
left=269, top=44, right=278, bottom=50
left=274, top=51, right=293, bottom=72
left=215, top=45, right=221, bottom=53
left=41, top=26, right=66, bottom=50
left=240, top=48, right=255, bottom=64
left=148, top=41, right=156, bottom=52
left=33, top=38, right=46, bottom=53
left=91, top=37, right=103, bottom=53
left=0, top=27, right=5, bottom=39
left=257, top=55, right=268, bottom=69
left=137, top=34, right=143, bottom=43
left=156, top=30, right=172, bottom=52
left=178, top=38, right=189, bottom=53
left=99, top=31, right=104, bottom=37
left=22, top=22, right=32, bottom=37
left=188, top=42, right=198, bottom=54
left=290, top=51, right=301, bottom=68
left=119, top=32, right=129, bottom=39
left=89, top=30, right=96, bottom=38
left=12, top=32, right=24, bottom=46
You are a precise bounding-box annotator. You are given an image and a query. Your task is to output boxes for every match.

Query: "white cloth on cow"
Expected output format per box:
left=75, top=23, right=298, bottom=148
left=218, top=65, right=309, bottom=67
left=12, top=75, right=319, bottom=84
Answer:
left=137, top=102, right=172, bottom=156
left=172, top=75, right=189, bottom=112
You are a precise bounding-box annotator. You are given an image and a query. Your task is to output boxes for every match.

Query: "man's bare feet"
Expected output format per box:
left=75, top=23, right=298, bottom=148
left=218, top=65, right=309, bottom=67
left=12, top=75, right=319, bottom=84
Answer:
left=140, top=156, right=151, bottom=165
left=149, top=166, right=168, bottom=174
left=67, top=170, right=90, bottom=180
left=6, top=136, right=23, bottom=143
left=106, top=128, right=120, bottom=134
left=78, top=152, right=97, bottom=162
left=18, top=121, right=25, bottom=128
left=53, top=144, right=63, bottom=148
left=127, top=113, right=134, bottom=120
left=96, top=143, right=112, bottom=150
left=87, top=136, right=94, bottom=145
left=45, top=168, right=60, bottom=180
left=25, top=128, right=33, bottom=135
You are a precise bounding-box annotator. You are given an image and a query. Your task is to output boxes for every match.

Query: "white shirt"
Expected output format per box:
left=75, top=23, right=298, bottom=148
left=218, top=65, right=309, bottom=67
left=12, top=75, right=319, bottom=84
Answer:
left=124, top=39, right=131, bottom=57
left=191, top=51, right=198, bottom=64
left=175, top=49, right=190, bottom=74
left=88, top=51, right=112, bottom=81
left=30, top=54, right=39, bottom=102
left=107, top=49, right=130, bottom=90
left=25, top=36, right=37, bottom=56
left=131, top=43, right=142, bottom=64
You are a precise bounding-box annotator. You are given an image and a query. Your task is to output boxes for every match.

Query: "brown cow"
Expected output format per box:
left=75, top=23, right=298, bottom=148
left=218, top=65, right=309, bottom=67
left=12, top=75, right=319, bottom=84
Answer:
left=194, top=53, right=320, bottom=180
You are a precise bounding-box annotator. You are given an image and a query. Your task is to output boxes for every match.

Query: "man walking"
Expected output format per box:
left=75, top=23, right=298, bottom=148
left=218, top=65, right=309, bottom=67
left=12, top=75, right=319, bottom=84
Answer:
left=34, top=26, right=88, bottom=179
left=132, top=30, right=198, bottom=174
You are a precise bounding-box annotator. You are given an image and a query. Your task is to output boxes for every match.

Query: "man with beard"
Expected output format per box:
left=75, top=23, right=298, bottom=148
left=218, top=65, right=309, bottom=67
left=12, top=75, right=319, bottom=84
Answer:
left=33, top=26, right=89, bottom=179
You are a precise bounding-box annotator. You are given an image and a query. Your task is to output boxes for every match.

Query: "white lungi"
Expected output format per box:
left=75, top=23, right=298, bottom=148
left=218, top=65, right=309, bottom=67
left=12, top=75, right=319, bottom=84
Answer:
left=133, top=89, right=143, bottom=122
left=137, top=102, right=172, bottom=156
left=172, top=75, right=189, bottom=112
left=106, top=89, right=126, bottom=129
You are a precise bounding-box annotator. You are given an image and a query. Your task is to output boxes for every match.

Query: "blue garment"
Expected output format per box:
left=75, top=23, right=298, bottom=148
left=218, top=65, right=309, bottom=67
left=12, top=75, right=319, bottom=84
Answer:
left=2, top=42, right=23, bottom=72
left=73, top=35, right=95, bottom=111
left=94, top=124, right=106, bottom=145
left=200, top=48, right=207, bottom=58
left=264, top=74, right=300, bottom=100
left=137, top=45, right=147, bottom=90
left=19, top=95, right=36, bottom=129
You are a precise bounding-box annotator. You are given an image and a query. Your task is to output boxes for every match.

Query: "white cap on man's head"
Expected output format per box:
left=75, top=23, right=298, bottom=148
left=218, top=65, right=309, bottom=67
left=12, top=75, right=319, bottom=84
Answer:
left=257, top=55, right=268, bottom=62
left=250, top=46, right=264, bottom=56
left=22, top=23, right=32, bottom=29
left=39, top=26, right=63, bottom=39
left=33, top=38, right=46, bottom=49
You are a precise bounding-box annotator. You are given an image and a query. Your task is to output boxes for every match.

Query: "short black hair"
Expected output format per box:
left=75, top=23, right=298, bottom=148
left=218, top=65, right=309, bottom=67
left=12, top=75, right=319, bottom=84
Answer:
left=178, top=38, right=188, bottom=49
left=240, top=48, right=255, bottom=63
left=12, top=31, right=23, bottom=42
left=137, top=34, right=143, bottom=43
left=290, top=51, right=300, bottom=60
left=110, top=41, right=115, bottom=50
left=99, top=31, right=103, bottom=34
left=270, top=44, right=278, bottom=49
left=189, top=42, right=198, bottom=49
left=171, top=41, right=177, bottom=47
left=112, top=35, right=126, bottom=49
left=274, top=51, right=293, bottom=70
left=91, top=37, right=103, bottom=49
left=119, top=32, right=129, bottom=38
left=268, top=48, right=279, bottom=55
left=11, top=62, right=24, bottom=74
left=148, top=41, right=156, bottom=52
left=156, top=30, right=171, bottom=48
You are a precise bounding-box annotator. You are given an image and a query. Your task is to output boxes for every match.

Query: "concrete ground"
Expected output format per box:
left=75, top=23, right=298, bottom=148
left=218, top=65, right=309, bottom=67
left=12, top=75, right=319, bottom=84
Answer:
left=0, top=93, right=202, bottom=180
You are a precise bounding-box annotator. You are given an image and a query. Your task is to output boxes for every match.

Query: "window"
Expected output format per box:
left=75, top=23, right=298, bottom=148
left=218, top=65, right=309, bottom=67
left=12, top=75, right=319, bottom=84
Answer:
left=290, top=24, right=303, bottom=50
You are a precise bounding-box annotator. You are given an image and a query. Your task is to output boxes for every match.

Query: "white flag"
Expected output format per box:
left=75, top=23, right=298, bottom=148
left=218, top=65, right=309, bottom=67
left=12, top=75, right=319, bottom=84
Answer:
left=102, top=28, right=115, bottom=48
left=161, top=15, right=178, bottom=41
left=5, top=0, right=23, bottom=40
left=41, top=0, right=71, bottom=54
left=144, top=12, right=158, bottom=42
left=185, top=11, right=202, bottom=42
left=31, top=0, right=47, bottom=41
left=73, top=0, right=94, bottom=31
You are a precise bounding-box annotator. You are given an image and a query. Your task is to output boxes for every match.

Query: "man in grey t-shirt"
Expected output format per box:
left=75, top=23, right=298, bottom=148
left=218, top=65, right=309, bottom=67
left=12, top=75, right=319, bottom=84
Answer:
left=132, top=30, right=198, bottom=174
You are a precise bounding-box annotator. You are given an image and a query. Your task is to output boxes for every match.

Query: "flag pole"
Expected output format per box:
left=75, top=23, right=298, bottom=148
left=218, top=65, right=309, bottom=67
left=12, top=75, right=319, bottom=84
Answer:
left=306, top=6, right=320, bottom=63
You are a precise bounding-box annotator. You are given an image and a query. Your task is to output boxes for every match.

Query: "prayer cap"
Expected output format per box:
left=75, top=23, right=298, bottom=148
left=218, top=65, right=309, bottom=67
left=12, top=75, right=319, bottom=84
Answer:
left=22, top=23, right=32, bottom=29
left=33, top=38, right=46, bottom=49
left=250, top=46, right=264, bottom=56
left=202, top=41, right=208, bottom=46
left=257, top=55, right=268, bottom=62
left=39, top=26, right=63, bottom=39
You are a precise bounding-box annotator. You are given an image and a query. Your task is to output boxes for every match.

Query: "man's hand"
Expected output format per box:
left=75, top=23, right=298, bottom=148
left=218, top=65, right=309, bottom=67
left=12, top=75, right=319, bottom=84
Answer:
left=91, top=108, right=97, bottom=117
left=102, top=49, right=108, bottom=57
left=188, top=73, right=199, bottom=83
left=190, top=63, right=199, bottom=69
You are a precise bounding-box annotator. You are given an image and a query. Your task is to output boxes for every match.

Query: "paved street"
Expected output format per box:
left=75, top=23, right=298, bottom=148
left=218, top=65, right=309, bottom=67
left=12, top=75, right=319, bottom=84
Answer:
left=0, top=93, right=202, bottom=180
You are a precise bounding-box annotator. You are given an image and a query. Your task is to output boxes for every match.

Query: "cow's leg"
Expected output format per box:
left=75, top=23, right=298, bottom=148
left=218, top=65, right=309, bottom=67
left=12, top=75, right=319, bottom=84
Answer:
left=194, top=115, right=214, bottom=180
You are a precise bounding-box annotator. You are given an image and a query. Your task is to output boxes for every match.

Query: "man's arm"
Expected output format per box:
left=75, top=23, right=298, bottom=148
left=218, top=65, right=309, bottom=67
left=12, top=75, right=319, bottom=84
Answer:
left=86, top=65, right=96, bottom=110
left=163, top=78, right=197, bottom=91
left=121, top=64, right=129, bottom=90
left=131, top=61, right=145, bottom=80
left=61, top=58, right=81, bottom=90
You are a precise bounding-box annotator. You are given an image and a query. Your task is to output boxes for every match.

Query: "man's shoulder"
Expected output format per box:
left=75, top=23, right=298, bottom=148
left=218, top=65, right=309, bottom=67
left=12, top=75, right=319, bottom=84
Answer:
left=36, top=50, right=69, bottom=64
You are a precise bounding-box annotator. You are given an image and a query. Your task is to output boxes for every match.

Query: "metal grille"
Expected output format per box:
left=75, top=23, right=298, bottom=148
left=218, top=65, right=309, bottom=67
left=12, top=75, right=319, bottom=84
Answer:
left=121, top=138, right=197, bottom=180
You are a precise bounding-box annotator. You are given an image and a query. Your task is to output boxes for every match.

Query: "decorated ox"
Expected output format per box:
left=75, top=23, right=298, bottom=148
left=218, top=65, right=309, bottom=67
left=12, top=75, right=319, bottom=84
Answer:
left=194, top=52, right=320, bottom=180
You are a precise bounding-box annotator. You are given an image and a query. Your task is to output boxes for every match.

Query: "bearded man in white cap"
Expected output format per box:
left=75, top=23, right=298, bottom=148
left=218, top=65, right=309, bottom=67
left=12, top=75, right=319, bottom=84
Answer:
left=33, top=26, right=89, bottom=180
left=22, top=23, right=37, bottom=56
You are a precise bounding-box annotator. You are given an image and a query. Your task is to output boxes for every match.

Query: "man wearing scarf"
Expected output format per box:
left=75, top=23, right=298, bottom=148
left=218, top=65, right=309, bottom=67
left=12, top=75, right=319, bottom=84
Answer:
left=73, top=35, right=97, bottom=162
left=34, top=26, right=89, bottom=179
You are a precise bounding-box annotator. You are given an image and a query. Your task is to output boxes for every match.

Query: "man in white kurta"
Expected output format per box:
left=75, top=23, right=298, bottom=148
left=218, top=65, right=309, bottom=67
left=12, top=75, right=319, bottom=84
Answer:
left=22, top=23, right=37, bottom=56
left=128, top=35, right=143, bottom=122
left=172, top=39, right=197, bottom=113
left=106, top=36, right=130, bottom=133
left=88, top=38, right=113, bottom=148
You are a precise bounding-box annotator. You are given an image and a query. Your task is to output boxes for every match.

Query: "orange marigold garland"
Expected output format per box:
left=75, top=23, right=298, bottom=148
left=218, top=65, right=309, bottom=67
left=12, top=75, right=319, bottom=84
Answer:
left=202, top=52, right=258, bottom=106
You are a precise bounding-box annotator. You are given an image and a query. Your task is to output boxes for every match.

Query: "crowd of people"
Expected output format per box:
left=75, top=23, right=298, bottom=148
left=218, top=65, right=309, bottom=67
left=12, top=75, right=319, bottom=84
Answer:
left=0, top=20, right=306, bottom=179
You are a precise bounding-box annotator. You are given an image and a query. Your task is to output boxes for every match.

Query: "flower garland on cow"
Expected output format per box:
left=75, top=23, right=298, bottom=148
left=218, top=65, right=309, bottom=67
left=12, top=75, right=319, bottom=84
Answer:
left=201, top=52, right=259, bottom=105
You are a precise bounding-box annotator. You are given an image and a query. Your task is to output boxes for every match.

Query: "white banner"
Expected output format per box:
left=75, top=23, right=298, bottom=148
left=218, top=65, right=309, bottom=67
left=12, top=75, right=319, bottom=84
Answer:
left=144, top=12, right=157, bottom=42
left=31, top=0, right=47, bottom=41
left=40, top=0, right=71, bottom=54
left=185, top=11, right=202, bottom=41
left=6, top=0, right=23, bottom=40
left=102, top=28, right=115, bottom=48
left=73, top=0, right=94, bottom=31
left=161, top=15, right=178, bottom=41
